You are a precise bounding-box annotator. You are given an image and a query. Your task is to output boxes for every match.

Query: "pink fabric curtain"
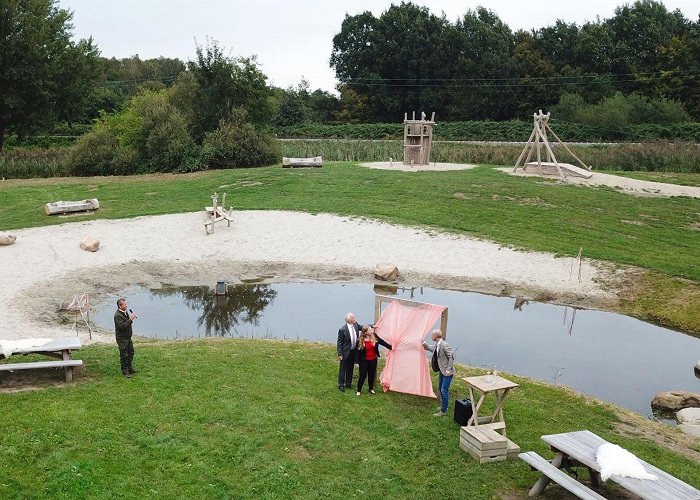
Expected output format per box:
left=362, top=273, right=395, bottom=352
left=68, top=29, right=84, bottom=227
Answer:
left=376, top=300, right=446, bottom=398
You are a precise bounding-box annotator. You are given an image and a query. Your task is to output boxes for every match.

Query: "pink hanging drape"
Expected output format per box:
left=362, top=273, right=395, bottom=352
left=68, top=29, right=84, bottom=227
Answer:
left=376, top=300, right=446, bottom=398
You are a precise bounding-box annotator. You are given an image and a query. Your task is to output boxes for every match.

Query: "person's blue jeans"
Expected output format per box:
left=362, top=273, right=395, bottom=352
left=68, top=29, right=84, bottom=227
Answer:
left=438, top=372, right=453, bottom=413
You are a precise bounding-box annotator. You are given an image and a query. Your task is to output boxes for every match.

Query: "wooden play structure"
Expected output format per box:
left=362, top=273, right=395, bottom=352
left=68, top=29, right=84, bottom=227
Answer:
left=514, top=111, right=592, bottom=182
left=204, top=192, right=234, bottom=234
left=403, top=111, right=436, bottom=166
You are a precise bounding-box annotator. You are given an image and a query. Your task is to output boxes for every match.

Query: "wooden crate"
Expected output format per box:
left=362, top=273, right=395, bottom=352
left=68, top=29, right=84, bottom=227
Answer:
left=459, top=426, right=507, bottom=464
left=505, top=437, right=520, bottom=459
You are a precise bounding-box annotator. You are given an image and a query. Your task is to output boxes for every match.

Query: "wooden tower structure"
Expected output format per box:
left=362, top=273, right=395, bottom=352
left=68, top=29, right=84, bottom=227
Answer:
left=403, top=111, right=436, bottom=166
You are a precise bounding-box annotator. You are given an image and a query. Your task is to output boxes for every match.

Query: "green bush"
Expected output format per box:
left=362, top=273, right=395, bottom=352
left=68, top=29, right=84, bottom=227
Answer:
left=67, top=128, right=137, bottom=176
left=203, top=110, right=280, bottom=168
left=117, top=90, right=194, bottom=171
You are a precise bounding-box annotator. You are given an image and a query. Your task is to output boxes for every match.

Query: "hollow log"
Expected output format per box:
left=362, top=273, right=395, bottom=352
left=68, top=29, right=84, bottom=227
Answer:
left=282, top=156, right=322, bottom=168
left=45, top=199, right=99, bottom=215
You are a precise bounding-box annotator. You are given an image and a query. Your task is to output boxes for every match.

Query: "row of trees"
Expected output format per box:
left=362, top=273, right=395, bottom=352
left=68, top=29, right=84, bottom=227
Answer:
left=2, top=0, right=698, bottom=155
left=330, top=0, right=700, bottom=121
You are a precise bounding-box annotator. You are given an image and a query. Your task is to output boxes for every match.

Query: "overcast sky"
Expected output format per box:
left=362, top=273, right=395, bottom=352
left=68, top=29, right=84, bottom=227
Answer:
left=58, top=0, right=699, bottom=93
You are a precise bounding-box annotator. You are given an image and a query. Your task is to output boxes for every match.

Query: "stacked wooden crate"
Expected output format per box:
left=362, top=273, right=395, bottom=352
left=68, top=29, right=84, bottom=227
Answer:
left=459, top=426, right=508, bottom=464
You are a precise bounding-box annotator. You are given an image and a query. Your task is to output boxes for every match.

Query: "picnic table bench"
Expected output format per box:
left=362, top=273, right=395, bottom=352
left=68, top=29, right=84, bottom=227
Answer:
left=0, top=337, right=83, bottom=382
left=522, top=430, right=700, bottom=499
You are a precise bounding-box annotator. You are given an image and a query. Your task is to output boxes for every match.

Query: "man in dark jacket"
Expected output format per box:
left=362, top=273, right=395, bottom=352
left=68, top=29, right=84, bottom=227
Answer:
left=337, top=312, right=361, bottom=392
left=114, top=298, right=137, bottom=377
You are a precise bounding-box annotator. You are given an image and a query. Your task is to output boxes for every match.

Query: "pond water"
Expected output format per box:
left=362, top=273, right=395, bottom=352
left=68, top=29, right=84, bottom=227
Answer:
left=91, top=282, right=700, bottom=418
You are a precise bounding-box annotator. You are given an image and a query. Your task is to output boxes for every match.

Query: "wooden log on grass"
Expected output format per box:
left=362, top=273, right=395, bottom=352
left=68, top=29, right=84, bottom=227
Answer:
left=282, top=156, right=323, bottom=168
left=45, top=199, right=100, bottom=215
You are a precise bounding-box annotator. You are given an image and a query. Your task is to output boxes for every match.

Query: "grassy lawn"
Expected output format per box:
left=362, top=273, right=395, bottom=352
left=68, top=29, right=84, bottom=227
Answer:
left=1, top=339, right=698, bottom=499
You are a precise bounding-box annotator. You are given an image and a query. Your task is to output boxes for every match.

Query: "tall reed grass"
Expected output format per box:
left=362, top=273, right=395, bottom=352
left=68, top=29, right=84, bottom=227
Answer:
left=2, top=140, right=698, bottom=179
left=280, top=139, right=700, bottom=172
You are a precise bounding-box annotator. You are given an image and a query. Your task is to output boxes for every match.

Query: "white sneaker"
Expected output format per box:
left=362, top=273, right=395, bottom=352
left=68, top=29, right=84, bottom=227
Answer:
left=433, top=411, right=446, bottom=417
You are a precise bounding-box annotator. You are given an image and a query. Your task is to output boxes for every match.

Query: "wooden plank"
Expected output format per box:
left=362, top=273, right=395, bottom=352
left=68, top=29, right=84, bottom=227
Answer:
left=506, top=437, right=521, bottom=458
left=460, top=427, right=507, bottom=451
left=460, top=438, right=507, bottom=463
left=519, top=451, right=607, bottom=499
left=524, top=162, right=593, bottom=178
left=0, top=360, right=83, bottom=370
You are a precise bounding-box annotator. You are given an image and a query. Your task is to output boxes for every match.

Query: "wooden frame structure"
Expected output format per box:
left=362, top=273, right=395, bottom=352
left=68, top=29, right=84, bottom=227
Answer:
left=514, top=110, right=592, bottom=182
left=374, top=294, right=448, bottom=338
left=403, top=111, right=436, bottom=166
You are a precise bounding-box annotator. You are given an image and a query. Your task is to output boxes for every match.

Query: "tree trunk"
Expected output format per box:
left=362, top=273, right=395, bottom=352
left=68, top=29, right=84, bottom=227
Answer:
left=0, top=124, right=5, bottom=152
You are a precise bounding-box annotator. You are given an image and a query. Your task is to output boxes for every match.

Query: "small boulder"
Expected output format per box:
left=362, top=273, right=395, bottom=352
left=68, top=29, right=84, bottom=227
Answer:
left=651, top=391, right=700, bottom=411
left=80, top=235, right=100, bottom=252
left=0, top=233, right=16, bottom=245
left=677, top=408, right=700, bottom=425
left=374, top=262, right=399, bottom=281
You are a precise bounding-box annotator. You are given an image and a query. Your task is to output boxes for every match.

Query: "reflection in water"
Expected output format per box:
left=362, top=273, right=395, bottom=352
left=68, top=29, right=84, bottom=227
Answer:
left=562, top=306, right=580, bottom=336
left=513, top=297, right=529, bottom=311
left=151, top=284, right=277, bottom=336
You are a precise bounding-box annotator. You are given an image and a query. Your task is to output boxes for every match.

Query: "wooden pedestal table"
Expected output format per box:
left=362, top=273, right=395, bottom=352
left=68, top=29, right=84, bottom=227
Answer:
left=462, top=374, right=520, bottom=459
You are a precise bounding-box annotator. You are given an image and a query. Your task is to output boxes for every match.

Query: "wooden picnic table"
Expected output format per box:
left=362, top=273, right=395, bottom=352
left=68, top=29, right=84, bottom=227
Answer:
left=462, top=374, right=519, bottom=436
left=526, top=430, right=700, bottom=499
left=0, top=337, right=83, bottom=382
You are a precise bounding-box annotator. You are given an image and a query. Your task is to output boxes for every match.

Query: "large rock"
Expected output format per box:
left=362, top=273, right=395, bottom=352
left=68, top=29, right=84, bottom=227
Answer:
left=695, top=360, right=700, bottom=378
left=651, top=391, right=700, bottom=411
left=677, top=408, right=700, bottom=425
left=374, top=262, right=399, bottom=281
left=79, top=235, right=100, bottom=252
left=0, top=233, right=16, bottom=245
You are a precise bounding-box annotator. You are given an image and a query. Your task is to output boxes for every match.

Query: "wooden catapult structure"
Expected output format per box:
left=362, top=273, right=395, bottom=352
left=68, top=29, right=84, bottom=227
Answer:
left=403, top=111, right=436, bottom=166
left=513, top=111, right=592, bottom=182
left=204, top=192, right=234, bottom=234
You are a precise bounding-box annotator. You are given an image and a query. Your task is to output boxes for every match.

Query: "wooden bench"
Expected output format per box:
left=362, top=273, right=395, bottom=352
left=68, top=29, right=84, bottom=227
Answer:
left=0, top=337, right=83, bottom=382
left=525, top=430, right=700, bottom=500
left=0, top=360, right=83, bottom=380
left=519, top=451, right=606, bottom=499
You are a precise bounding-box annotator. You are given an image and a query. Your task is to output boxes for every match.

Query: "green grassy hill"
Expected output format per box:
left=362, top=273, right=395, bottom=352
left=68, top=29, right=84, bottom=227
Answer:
left=1, top=339, right=698, bottom=499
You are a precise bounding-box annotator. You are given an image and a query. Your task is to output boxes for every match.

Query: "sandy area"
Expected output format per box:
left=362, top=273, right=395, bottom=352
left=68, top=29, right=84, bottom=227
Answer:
left=0, top=210, right=623, bottom=344
left=497, top=167, right=700, bottom=198
left=360, top=161, right=478, bottom=172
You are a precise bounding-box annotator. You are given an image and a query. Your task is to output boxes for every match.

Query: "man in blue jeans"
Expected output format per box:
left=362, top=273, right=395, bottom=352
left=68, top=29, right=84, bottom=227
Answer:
left=423, top=329, right=454, bottom=416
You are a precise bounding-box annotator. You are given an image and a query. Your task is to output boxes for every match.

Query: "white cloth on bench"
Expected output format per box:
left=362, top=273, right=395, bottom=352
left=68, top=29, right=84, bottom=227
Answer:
left=0, top=338, right=52, bottom=358
left=596, top=443, right=658, bottom=481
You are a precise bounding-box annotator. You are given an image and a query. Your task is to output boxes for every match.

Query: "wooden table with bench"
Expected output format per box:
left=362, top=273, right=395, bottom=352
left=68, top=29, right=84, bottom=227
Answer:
left=521, top=430, right=700, bottom=499
left=0, top=337, right=83, bottom=382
